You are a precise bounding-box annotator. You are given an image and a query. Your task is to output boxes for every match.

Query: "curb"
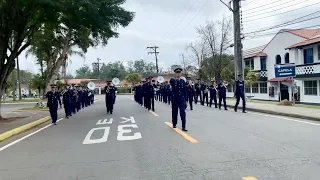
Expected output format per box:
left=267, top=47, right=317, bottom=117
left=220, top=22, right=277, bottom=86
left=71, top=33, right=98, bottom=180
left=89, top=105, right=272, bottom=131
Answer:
left=0, top=116, right=51, bottom=142
left=12, top=109, right=49, bottom=112
left=226, top=104, right=320, bottom=121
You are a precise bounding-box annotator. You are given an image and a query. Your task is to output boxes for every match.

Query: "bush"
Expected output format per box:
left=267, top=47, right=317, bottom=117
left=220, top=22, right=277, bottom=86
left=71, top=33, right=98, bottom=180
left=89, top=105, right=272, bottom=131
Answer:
left=117, top=87, right=131, bottom=93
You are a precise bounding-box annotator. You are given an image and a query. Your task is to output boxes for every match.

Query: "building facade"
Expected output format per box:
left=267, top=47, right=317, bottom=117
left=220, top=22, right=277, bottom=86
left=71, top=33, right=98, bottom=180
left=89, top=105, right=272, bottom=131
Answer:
left=226, top=29, right=320, bottom=104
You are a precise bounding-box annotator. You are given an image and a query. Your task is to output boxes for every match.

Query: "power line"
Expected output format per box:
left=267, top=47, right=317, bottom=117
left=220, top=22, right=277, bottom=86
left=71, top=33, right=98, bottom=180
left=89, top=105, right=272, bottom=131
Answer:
left=164, top=0, right=200, bottom=38
left=242, top=0, right=312, bottom=17
left=242, top=0, right=300, bottom=14
left=171, top=0, right=209, bottom=39
left=242, top=1, right=320, bottom=23
left=242, top=0, right=281, bottom=11
left=243, top=10, right=320, bottom=35
left=244, top=24, right=320, bottom=40
left=163, top=0, right=192, bottom=37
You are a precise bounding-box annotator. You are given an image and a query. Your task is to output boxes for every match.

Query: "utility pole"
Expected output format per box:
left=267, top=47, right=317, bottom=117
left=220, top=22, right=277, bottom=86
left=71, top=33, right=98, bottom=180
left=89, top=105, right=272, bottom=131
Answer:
left=92, top=58, right=102, bottom=85
left=16, top=57, right=22, bottom=100
left=147, top=46, right=159, bottom=75
left=220, top=0, right=244, bottom=80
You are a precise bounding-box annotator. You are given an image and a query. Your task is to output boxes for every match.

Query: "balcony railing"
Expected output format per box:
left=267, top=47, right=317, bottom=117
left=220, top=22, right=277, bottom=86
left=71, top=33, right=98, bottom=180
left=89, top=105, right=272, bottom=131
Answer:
left=251, top=70, right=268, bottom=81
left=296, top=63, right=320, bottom=77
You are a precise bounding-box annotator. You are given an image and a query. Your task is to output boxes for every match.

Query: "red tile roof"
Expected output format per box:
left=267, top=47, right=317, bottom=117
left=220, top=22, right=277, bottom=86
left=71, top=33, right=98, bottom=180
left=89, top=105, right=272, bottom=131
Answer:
left=268, top=77, right=293, bottom=82
left=287, top=35, right=320, bottom=49
left=287, top=29, right=320, bottom=39
left=243, top=45, right=267, bottom=59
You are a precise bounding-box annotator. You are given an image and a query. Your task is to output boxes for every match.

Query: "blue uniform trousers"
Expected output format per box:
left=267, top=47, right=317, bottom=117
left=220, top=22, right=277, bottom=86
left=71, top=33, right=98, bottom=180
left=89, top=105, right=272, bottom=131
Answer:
left=171, top=97, right=186, bottom=129
left=235, top=94, right=246, bottom=112
left=49, top=106, right=58, bottom=123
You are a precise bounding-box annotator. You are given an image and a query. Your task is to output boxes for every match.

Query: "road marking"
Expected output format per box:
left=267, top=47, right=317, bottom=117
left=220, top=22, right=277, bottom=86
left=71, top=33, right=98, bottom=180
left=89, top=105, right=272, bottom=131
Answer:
left=0, top=118, right=64, bottom=152
left=249, top=112, right=320, bottom=126
left=242, top=177, right=257, bottom=180
left=83, top=127, right=110, bottom=144
left=150, top=111, right=159, bottom=116
left=165, top=122, right=198, bottom=143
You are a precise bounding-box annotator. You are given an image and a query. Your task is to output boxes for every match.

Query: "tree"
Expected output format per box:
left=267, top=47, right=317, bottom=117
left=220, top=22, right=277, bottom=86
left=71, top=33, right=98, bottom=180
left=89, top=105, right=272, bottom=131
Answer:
left=244, top=68, right=260, bottom=86
left=186, top=41, right=206, bottom=68
left=28, top=0, right=135, bottom=92
left=170, top=64, right=181, bottom=72
left=0, top=0, right=60, bottom=118
left=76, top=65, right=92, bottom=78
left=196, top=18, right=232, bottom=81
left=125, top=73, right=142, bottom=85
left=101, top=61, right=127, bottom=80
left=29, top=74, right=46, bottom=98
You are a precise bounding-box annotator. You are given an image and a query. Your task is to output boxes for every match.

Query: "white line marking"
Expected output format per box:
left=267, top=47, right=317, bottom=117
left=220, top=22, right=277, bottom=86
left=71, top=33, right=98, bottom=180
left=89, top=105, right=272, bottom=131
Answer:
left=248, top=112, right=320, bottom=126
left=0, top=118, right=64, bottom=152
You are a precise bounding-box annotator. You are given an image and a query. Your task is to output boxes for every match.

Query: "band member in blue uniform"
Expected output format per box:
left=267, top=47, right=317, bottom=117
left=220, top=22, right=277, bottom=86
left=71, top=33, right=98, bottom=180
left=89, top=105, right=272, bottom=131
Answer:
left=82, top=86, right=87, bottom=108
left=76, top=85, right=82, bottom=112
left=105, top=81, right=116, bottom=114
left=61, top=84, right=72, bottom=118
left=209, top=80, right=218, bottom=108
left=150, top=78, right=156, bottom=111
left=170, top=67, right=188, bottom=131
left=142, top=79, right=148, bottom=109
left=166, top=81, right=172, bottom=105
left=137, top=82, right=143, bottom=106
left=194, top=79, right=201, bottom=104
left=234, top=74, right=246, bottom=113
left=218, top=80, right=228, bottom=110
left=201, top=81, right=209, bottom=106
left=186, top=76, right=194, bottom=110
left=46, top=84, right=62, bottom=125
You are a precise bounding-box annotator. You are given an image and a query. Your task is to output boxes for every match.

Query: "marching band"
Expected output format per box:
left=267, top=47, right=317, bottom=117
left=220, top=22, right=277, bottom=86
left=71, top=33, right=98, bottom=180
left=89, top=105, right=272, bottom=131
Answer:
left=45, top=83, right=96, bottom=124
left=132, top=67, right=247, bottom=131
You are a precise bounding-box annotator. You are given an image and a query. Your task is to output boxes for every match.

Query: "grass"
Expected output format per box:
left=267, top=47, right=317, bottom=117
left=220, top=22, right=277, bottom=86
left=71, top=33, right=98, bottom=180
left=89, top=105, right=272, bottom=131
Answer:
left=1, top=98, right=45, bottom=103
left=13, top=107, right=49, bottom=112
left=227, top=97, right=320, bottom=109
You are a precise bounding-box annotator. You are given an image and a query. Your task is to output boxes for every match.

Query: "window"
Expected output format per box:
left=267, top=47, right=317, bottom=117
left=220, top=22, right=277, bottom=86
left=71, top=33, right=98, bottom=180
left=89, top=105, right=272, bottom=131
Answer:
left=304, top=80, right=317, bottom=95
left=245, top=85, right=251, bottom=93
left=260, top=57, right=266, bottom=70
left=245, top=58, right=254, bottom=70
left=284, top=53, right=290, bottom=63
left=252, top=83, right=259, bottom=93
left=227, top=84, right=233, bottom=92
left=318, top=45, right=320, bottom=61
left=303, top=48, right=314, bottom=64
left=260, top=82, right=267, bottom=94
left=275, top=55, right=281, bottom=64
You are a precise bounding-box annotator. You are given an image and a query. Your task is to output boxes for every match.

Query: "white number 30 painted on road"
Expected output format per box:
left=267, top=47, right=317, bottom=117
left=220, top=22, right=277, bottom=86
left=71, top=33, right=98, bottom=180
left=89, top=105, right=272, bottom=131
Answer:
left=117, top=124, right=142, bottom=141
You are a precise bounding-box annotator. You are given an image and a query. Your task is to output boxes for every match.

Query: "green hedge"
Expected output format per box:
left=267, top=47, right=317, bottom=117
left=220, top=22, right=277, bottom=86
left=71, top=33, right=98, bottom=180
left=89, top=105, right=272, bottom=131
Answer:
left=117, top=87, right=131, bottom=93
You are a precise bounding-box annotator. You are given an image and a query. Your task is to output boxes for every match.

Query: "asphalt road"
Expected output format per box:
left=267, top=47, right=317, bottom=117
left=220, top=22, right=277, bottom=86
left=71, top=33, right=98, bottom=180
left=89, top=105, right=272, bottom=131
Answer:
left=0, top=95, right=320, bottom=180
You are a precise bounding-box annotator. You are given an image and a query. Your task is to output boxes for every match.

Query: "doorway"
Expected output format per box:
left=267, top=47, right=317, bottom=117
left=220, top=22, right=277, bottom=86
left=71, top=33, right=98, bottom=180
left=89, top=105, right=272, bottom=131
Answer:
left=280, top=83, right=289, bottom=101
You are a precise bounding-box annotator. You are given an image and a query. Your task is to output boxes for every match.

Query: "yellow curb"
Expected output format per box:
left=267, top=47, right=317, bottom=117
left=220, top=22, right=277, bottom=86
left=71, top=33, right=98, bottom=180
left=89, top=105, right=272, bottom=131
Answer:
left=0, top=116, right=51, bottom=142
left=12, top=109, right=49, bottom=112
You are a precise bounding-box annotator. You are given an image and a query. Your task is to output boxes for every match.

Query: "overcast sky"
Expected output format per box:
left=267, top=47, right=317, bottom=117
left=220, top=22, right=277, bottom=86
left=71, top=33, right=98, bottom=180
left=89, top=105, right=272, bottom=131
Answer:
left=19, top=0, right=320, bottom=75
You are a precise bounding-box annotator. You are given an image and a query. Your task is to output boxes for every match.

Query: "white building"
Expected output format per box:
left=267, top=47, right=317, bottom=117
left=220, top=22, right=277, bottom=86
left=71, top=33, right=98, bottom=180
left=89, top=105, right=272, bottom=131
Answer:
left=227, top=29, right=320, bottom=104
left=287, top=34, right=320, bottom=104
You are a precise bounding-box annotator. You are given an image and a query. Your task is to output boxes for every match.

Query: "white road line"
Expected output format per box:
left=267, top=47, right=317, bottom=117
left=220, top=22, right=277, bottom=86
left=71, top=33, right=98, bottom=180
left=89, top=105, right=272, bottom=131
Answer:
left=248, top=112, right=320, bottom=126
left=0, top=118, right=64, bottom=152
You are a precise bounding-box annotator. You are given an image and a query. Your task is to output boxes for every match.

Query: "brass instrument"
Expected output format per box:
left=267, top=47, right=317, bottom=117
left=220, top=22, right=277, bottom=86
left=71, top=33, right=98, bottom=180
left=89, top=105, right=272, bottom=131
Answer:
left=106, top=86, right=110, bottom=94
left=60, top=89, right=67, bottom=96
left=223, top=81, right=228, bottom=89
left=73, top=89, right=78, bottom=101
left=213, top=84, right=218, bottom=92
left=204, top=86, right=208, bottom=93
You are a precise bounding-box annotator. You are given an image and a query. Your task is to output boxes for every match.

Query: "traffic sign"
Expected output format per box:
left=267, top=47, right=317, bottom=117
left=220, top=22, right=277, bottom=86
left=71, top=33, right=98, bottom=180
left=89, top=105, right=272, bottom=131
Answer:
left=274, top=64, right=296, bottom=78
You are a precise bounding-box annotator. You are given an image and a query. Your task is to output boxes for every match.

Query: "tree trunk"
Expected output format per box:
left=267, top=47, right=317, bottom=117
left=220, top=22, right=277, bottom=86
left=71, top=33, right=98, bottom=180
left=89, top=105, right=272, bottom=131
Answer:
left=17, top=57, right=22, bottom=100
left=45, top=45, right=70, bottom=92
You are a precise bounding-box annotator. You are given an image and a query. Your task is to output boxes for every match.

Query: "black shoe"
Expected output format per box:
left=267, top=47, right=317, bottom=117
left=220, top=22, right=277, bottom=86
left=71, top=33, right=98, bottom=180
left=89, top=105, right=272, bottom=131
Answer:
left=182, top=128, right=188, bottom=132
left=173, top=125, right=176, bottom=128
left=53, top=123, right=57, bottom=125
left=66, top=116, right=69, bottom=119
left=243, top=111, right=246, bottom=113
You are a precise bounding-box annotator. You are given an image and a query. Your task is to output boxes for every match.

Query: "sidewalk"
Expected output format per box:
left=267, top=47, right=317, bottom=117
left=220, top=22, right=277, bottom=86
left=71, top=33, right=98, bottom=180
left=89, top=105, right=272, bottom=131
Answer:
left=226, top=100, right=320, bottom=121
left=0, top=109, right=64, bottom=142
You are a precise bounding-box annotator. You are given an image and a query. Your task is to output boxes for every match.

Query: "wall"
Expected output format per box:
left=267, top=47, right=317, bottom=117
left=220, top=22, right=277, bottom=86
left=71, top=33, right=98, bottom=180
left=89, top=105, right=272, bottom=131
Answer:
left=263, top=32, right=306, bottom=79
left=299, top=77, right=320, bottom=104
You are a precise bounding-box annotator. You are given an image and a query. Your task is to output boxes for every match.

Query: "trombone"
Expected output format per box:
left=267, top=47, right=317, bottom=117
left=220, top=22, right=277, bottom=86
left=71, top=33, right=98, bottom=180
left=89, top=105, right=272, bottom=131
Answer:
left=60, top=89, right=67, bottom=96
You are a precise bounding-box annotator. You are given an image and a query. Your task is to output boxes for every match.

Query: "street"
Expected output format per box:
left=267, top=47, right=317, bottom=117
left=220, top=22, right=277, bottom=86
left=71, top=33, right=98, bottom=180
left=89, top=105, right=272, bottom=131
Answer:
left=0, top=95, right=320, bottom=180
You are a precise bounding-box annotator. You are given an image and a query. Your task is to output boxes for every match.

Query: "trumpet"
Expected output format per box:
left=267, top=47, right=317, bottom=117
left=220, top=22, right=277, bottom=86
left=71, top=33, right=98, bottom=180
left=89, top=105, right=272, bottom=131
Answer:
left=73, top=89, right=78, bottom=101
left=106, top=86, right=110, bottom=94
left=204, top=86, right=209, bottom=93
left=223, top=81, right=228, bottom=89
left=60, top=89, right=67, bottom=96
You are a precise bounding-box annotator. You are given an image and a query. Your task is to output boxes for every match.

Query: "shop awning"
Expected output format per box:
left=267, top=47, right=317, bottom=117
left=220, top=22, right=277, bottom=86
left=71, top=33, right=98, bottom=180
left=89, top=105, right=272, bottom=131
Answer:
left=267, top=77, right=293, bottom=82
